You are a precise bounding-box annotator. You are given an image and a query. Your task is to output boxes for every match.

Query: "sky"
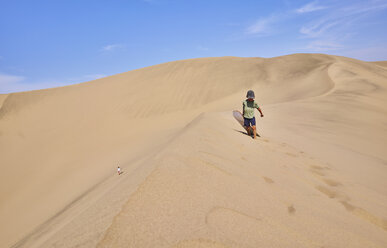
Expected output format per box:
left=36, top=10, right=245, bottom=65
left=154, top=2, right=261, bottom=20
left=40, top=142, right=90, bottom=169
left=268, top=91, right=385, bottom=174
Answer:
left=1, top=0, right=387, bottom=93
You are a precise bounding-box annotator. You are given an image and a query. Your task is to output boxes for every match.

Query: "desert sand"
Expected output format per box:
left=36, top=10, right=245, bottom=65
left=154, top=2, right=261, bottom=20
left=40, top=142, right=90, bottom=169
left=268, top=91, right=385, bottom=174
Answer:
left=0, top=54, right=386, bottom=248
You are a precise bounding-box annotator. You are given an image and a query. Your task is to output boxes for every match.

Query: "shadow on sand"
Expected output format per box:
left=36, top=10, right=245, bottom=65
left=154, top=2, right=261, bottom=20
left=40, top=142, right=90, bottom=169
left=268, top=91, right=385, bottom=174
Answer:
left=233, top=129, right=261, bottom=138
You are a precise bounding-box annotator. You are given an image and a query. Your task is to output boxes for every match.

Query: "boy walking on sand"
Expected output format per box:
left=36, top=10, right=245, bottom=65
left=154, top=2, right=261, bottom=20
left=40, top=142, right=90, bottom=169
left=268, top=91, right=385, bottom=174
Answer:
left=117, top=166, right=121, bottom=175
left=243, top=90, right=264, bottom=139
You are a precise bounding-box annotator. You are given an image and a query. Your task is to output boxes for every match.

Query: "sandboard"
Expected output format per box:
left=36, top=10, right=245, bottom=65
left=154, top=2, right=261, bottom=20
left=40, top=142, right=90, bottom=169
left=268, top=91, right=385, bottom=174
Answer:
left=232, top=110, right=245, bottom=128
left=232, top=110, right=260, bottom=137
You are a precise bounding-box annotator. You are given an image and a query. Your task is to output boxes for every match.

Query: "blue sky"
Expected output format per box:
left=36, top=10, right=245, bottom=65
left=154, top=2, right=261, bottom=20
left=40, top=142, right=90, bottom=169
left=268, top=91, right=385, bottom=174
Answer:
left=1, top=0, right=387, bottom=93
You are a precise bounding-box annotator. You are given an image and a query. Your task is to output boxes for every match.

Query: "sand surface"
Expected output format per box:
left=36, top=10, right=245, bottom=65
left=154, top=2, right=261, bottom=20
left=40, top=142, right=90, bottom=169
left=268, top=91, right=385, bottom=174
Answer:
left=0, top=54, right=387, bottom=247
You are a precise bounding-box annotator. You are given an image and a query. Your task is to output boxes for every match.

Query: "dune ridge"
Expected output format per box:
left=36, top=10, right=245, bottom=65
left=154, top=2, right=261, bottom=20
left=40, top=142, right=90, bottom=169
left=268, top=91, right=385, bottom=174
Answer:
left=1, top=54, right=387, bottom=247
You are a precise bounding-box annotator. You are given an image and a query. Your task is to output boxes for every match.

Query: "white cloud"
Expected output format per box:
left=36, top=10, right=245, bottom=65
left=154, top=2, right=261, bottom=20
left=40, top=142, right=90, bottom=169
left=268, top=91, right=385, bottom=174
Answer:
left=299, top=19, right=340, bottom=38
left=246, top=19, right=268, bottom=34
left=299, top=1, right=387, bottom=52
left=0, top=73, right=25, bottom=85
left=342, top=1, right=387, bottom=16
left=83, top=74, right=107, bottom=80
left=0, top=73, right=65, bottom=93
left=101, top=44, right=124, bottom=52
left=196, top=45, right=209, bottom=51
left=0, top=72, right=109, bottom=94
left=246, top=15, right=277, bottom=35
left=341, top=43, right=387, bottom=61
left=68, top=74, right=108, bottom=83
left=305, top=40, right=343, bottom=51
left=300, top=1, right=387, bottom=38
left=299, top=18, right=346, bottom=52
left=296, top=1, right=327, bottom=13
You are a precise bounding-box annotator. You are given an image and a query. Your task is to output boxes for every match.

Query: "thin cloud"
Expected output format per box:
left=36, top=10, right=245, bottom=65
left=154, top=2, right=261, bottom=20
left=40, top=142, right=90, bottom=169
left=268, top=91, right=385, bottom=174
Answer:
left=306, top=40, right=343, bottom=51
left=0, top=73, right=24, bottom=85
left=196, top=45, right=209, bottom=51
left=0, top=73, right=26, bottom=93
left=341, top=43, right=387, bottom=61
left=83, top=74, right=107, bottom=80
left=66, top=74, right=108, bottom=85
left=300, top=19, right=340, bottom=38
left=246, top=15, right=277, bottom=35
left=296, top=1, right=327, bottom=14
left=299, top=1, right=387, bottom=52
left=0, top=73, right=63, bottom=93
left=300, top=1, right=387, bottom=38
left=101, top=44, right=124, bottom=52
left=342, top=1, right=387, bottom=15
left=246, top=19, right=268, bottom=34
left=0, top=73, right=108, bottom=93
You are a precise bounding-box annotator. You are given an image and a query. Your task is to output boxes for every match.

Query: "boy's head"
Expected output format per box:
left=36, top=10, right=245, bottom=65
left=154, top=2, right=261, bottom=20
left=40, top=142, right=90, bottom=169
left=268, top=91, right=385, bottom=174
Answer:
left=246, top=90, right=255, bottom=100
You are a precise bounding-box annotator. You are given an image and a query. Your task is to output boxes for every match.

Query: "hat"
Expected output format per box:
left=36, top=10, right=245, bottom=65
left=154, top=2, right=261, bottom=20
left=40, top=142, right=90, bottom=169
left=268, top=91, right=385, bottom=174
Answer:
left=246, top=90, right=255, bottom=99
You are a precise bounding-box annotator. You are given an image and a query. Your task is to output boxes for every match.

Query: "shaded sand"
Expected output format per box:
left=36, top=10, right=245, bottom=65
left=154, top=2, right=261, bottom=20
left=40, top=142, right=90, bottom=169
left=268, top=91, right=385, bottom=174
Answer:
left=1, top=54, right=387, bottom=247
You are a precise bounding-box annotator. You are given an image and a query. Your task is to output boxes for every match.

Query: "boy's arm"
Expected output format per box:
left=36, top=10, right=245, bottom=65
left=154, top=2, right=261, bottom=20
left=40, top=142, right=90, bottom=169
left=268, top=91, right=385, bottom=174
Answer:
left=242, top=103, right=245, bottom=115
left=257, top=107, right=264, bottom=117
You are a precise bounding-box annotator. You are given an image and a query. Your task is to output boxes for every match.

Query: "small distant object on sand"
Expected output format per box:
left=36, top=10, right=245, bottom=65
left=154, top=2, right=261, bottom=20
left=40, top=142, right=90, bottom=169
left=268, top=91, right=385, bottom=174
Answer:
left=117, top=166, right=122, bottom=175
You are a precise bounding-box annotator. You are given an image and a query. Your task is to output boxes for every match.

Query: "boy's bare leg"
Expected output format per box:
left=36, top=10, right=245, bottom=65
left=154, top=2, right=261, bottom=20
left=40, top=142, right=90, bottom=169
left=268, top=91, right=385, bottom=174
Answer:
left=245, top=126, right=251, bottom=135
left=252, top=126, right=257, bottom=139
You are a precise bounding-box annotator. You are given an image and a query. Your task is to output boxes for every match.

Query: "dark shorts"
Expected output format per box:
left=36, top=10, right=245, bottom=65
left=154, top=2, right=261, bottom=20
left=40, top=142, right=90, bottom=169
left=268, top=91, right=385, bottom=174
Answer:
left=244, top=117, right=256, bottom=127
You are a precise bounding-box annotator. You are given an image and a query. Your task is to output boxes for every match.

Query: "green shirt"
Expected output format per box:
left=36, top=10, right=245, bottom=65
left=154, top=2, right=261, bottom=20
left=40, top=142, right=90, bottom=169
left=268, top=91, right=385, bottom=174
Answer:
left=243, top=100, right=259, bottom=119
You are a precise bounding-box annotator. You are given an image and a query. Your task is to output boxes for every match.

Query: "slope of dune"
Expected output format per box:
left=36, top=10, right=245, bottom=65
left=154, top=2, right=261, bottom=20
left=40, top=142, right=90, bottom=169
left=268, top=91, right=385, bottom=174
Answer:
left=1, top=54, right=387, bottom=248
left=371, top=61, right=387, bottom=68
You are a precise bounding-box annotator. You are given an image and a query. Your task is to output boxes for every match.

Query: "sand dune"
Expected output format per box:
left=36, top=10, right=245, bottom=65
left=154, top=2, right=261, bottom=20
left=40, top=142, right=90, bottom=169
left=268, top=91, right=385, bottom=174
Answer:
left=371, top=61, right=387, bottom=68
left=0, top=54, right=387, bottom=247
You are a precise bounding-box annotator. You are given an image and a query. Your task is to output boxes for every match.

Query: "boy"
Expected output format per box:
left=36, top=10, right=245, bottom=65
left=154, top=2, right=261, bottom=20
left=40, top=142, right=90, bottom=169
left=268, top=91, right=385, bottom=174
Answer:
left=243, top=90, right=264, bottom=139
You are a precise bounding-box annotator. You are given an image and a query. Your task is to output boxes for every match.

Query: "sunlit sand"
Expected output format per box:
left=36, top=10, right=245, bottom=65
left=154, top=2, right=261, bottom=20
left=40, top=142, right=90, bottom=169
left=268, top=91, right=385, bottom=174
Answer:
left=1, top=54, right=386, bottom=248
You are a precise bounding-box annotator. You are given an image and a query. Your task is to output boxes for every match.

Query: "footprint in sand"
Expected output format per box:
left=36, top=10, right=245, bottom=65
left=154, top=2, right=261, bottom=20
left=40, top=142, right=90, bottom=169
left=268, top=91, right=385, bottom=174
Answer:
left=263, top=176, right=274, bottom=184
left=173, top=239, right=230, bottom=248
left=287, top=205, right=296, bottom=215
left=315, top=185, right=337, bottom=199
left=286, top=152, right=298, bottom=157
left=314, top=183, right=387, bottom=231
left=314, top=185, right=349, bottom=202
left=309, top=165, right=327, bottom=176
left=322, top=178, right=342, bottom=187
left=340, top=201, right=387, bottom=231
